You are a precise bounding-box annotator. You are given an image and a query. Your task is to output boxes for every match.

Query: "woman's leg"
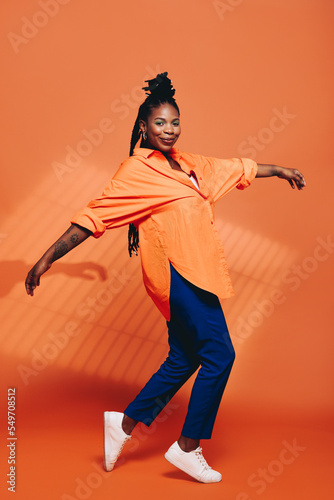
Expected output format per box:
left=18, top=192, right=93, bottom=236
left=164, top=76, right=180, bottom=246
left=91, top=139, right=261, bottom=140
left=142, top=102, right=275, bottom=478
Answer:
left=180, top=317, right=235, bottom=440
left=123, top=316, right=200, bottom=426
left=166, top=266, right=236, bottom=441
left=104, top=316, right=201, bottom=472
left=163, top=267, right=234, bottom=483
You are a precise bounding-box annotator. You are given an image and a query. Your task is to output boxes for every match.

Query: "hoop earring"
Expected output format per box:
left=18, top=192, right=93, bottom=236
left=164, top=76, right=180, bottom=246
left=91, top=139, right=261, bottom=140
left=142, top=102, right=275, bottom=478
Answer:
left=142, top=132, right=147, bottom=140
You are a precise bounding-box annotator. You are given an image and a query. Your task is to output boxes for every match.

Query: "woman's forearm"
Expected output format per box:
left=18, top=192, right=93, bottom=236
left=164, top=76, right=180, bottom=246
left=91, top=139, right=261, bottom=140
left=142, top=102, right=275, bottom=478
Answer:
left=255, top=163, right=306, bottom=189
left=25, top=223, right=92, bottom=296
left=43, top=223, right=92, bottom=264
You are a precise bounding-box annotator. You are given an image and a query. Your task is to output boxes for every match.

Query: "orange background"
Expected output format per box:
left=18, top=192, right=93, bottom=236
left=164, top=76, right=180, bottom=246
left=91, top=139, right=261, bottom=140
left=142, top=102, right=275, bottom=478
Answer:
left=0, top=1, right=333, bottom=498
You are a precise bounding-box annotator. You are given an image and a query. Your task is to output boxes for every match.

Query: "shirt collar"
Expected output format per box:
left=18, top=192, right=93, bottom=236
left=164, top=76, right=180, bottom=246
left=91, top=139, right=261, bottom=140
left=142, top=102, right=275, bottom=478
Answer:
left=133, top=147, right=183, bottom=162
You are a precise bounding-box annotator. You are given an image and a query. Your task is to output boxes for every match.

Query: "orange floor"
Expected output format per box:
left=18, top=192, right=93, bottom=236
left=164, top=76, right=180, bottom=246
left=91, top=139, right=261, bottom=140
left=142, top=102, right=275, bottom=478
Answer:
left=1, top=354, right=332, bottom=500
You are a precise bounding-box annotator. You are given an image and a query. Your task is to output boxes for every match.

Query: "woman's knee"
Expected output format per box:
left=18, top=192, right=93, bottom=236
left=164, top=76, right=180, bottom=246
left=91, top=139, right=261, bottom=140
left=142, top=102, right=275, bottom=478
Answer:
left=164, top=353, right=200, bottom=375
left=228, top=343, right=236, bottom=366
left=218, top=344, right=235, bottom=372
left=200, top=339, right=235, bottom=375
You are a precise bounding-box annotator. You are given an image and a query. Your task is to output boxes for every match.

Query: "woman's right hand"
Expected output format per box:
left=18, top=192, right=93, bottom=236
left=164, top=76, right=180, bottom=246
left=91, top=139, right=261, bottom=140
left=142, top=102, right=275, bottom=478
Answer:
left=25, top=258, right=52, bottom=296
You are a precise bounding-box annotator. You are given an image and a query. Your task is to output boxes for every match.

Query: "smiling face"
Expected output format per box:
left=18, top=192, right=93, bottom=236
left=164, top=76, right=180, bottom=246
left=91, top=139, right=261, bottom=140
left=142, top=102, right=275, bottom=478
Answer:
left=139, top=103, right=181, bottom=154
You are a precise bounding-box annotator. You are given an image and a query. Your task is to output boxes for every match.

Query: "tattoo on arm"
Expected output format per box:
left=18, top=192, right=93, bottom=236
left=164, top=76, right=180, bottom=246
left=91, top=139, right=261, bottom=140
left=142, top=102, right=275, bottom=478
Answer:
left=53, top=240, right=69, bottom=260
left=70, top=234, right=79, bottom=244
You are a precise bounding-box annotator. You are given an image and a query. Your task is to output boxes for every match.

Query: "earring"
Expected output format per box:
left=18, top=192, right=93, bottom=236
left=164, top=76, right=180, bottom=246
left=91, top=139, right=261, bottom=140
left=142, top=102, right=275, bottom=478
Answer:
left=142, top=131, right=147, bottom=140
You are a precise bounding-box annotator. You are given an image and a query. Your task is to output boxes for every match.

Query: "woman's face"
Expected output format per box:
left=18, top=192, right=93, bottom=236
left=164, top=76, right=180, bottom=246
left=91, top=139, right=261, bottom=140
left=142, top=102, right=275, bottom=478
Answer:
left=140, top=103, right=181, bottom=154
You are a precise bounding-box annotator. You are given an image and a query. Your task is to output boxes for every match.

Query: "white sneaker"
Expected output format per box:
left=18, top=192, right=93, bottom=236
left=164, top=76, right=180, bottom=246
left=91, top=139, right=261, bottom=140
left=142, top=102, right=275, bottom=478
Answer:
left=165, top=441, right=222, bottom=483
left=103, top=412, right=131, bottom=471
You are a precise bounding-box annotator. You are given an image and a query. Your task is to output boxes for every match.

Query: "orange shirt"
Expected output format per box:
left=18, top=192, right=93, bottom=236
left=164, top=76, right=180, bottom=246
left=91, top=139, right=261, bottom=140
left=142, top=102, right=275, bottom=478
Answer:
left=71, top=148, right=258, bottom=320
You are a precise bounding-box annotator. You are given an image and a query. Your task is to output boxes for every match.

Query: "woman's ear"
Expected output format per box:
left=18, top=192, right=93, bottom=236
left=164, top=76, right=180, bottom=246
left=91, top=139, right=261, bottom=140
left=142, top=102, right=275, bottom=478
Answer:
left=139, top=119, right=146, bottom=135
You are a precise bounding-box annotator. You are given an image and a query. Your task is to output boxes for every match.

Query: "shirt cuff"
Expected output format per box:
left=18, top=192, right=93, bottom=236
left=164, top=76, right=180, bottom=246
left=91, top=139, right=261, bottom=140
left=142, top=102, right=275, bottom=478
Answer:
left=71, top=209, right=106, bottom=238
left=236, top=158, right=258, bottom=190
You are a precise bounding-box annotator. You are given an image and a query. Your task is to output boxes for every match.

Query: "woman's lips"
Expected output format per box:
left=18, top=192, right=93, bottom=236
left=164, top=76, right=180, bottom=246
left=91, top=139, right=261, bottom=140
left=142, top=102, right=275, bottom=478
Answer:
left=160, top=137, right=174, bottom=144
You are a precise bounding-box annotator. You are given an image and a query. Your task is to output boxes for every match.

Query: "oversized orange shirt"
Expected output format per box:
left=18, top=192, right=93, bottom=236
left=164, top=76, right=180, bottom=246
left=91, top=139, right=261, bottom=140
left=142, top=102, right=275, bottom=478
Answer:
left=71, top=148, right=258, bottom=320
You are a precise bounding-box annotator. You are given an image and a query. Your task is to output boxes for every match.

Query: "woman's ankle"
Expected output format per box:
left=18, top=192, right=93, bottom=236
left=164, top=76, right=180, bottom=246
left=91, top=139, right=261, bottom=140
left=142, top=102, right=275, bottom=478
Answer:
left=122, top=414, right=137, bottom=435
left=178, top=435, right=200, bottom=452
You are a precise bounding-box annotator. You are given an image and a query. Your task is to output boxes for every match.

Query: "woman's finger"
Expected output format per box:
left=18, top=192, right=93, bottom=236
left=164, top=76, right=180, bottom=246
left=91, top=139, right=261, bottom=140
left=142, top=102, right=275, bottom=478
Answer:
left=25, top=272, right=38, bottom=295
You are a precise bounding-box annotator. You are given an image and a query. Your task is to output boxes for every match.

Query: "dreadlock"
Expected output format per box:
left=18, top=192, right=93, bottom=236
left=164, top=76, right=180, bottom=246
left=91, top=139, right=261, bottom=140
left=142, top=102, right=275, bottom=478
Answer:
left=128, top=72, right=179, bottom=257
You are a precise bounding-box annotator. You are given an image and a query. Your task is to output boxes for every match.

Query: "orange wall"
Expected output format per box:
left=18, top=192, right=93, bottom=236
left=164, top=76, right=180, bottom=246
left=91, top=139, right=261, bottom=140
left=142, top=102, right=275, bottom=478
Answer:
left=0, top=1, right=333, bottom=499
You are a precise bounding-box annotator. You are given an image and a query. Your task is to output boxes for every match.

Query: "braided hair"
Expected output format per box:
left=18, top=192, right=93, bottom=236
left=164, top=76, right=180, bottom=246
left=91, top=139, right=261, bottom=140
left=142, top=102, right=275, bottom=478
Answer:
left=128, top=72, right=179, bottom=257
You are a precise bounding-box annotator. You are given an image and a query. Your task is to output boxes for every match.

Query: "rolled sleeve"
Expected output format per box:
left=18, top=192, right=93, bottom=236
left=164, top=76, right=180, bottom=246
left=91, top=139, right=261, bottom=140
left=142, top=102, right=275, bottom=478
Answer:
left=198, top=155, right=258, bottom=202
left=236, top=158, right=258, bottom=190
left=71, top=209, right=106, bottom=238
left=69, top=157, right=175, bottom=238
left=70, top=179, right=154, bottom=238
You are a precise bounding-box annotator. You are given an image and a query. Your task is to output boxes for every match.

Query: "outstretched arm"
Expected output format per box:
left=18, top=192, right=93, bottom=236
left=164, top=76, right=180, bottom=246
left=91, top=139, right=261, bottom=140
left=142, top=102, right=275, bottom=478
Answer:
left=25, top=223, right=92, bottom=296
left=256, top=164, right=306, bottom=190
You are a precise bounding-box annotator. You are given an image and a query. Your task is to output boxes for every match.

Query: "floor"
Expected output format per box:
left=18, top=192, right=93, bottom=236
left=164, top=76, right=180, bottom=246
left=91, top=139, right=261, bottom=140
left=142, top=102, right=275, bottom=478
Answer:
left=1, top=356, right=332, bottom=500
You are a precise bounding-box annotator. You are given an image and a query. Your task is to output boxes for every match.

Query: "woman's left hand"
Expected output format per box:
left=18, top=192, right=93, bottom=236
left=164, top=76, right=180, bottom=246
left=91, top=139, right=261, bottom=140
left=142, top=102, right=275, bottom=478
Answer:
left=276, top=167, right=306, bottom=190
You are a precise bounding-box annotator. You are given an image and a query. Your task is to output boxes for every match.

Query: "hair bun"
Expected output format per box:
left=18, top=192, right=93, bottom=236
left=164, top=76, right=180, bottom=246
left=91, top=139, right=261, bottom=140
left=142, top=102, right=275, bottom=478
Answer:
left=143, top=72, right=175, bottom=98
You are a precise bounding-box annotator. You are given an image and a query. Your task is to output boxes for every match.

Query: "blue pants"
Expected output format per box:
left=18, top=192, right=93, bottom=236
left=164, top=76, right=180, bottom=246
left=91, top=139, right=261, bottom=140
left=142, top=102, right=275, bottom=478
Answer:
left=124, top=264, right=235, bottom=439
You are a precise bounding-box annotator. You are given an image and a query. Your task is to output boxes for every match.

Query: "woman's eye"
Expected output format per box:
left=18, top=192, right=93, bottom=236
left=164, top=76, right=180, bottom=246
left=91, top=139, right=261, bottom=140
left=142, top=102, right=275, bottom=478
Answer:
left=173, top=122, right=179, bottom=126
left=155, top=121, right=163, bottom=126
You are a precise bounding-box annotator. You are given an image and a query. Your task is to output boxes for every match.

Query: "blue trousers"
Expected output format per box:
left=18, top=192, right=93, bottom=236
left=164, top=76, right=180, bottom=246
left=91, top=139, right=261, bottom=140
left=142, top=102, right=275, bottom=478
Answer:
left=124, top=264, right=235, bottom=439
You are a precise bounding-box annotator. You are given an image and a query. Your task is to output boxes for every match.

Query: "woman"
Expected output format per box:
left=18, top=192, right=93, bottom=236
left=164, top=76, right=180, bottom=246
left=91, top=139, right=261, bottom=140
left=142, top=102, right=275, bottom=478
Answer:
left=25, top=72, right=306, bottom=483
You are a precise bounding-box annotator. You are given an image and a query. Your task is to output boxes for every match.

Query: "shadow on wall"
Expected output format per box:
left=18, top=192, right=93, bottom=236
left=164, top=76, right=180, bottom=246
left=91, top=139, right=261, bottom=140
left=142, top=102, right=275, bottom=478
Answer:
left=0, top=260, right=108, bottom=297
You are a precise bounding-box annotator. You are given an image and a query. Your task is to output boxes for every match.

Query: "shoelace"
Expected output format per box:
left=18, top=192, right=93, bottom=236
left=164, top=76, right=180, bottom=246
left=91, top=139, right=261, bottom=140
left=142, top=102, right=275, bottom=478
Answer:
left=194, top=447, right=212, bottom=470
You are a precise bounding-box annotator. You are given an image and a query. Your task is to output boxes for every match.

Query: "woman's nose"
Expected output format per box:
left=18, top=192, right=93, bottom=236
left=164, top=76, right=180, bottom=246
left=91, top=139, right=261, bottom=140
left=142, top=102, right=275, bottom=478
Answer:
left=164, top=124, right=173, bottom=133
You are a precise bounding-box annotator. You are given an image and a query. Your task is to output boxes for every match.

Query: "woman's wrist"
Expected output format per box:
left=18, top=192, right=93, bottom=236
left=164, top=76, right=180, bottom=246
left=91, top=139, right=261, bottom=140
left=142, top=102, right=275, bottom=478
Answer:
left=273, top=165, right=283, bottom=177
left=256, top=164, right=281, bottom=178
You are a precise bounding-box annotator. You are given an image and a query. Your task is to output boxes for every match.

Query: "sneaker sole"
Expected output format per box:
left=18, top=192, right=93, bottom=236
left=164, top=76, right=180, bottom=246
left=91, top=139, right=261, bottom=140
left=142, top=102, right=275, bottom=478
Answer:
left=103, top=412, right=114, bottom=472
